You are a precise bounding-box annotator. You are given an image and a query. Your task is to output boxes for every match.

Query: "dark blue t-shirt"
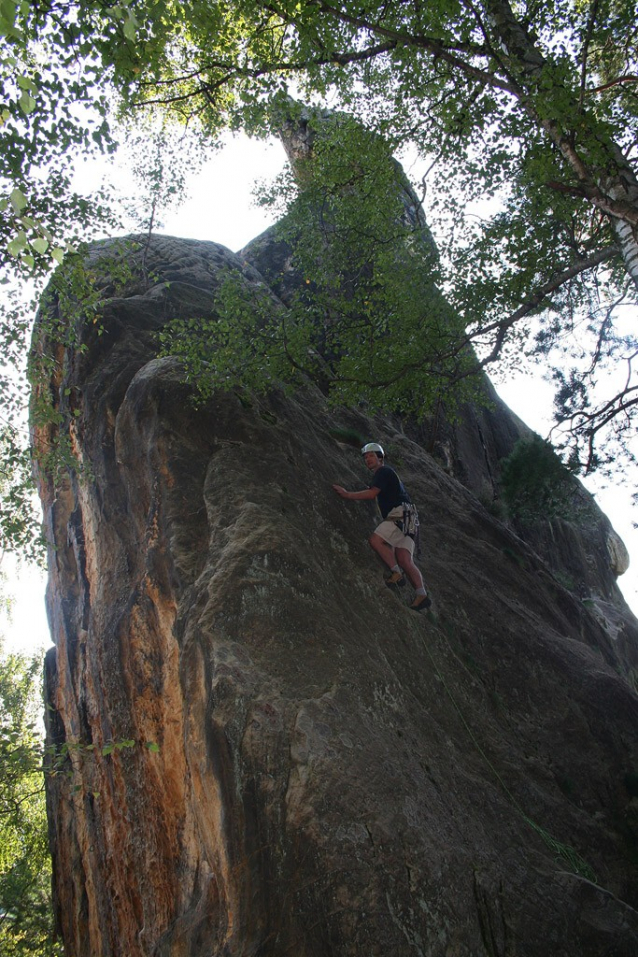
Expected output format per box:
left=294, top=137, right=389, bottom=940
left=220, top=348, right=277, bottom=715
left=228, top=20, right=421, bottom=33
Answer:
left=370, top=465, right=411, bottom=519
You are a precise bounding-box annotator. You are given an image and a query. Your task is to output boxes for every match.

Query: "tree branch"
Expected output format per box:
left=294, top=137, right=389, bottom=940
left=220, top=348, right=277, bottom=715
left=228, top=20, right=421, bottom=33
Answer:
left=476, top=246, right=618, bottom=366
left=587, top=75, right=638, bottom=96
left=578, top=0, right=601, bottom=107
left=262, top=0, right=519, bottom=94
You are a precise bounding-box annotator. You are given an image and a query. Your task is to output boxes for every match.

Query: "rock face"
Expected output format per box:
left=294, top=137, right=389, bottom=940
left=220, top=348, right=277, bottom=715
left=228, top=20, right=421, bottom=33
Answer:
left=34, top=230, right=638, bottom=957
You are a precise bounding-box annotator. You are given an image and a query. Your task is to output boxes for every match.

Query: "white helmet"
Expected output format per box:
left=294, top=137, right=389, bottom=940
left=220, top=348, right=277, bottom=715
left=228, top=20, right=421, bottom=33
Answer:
left=361, top=442, right=384, bottom=457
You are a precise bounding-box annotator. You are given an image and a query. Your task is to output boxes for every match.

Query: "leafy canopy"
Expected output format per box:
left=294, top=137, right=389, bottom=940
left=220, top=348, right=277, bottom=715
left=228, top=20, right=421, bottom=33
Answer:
left=0, top=1, right=212, bottom=560
left=500, top=435, right=580, bottom=523
left=0, top=637, right=61, bottom=956
left=113, top=0, right=638, bottom=473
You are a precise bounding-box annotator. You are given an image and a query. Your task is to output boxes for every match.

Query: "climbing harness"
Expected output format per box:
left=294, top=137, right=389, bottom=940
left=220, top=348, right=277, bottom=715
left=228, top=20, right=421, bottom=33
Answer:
left=395, top=502, right=421, bottom=556
left=398, top=502, right=419, bottom=539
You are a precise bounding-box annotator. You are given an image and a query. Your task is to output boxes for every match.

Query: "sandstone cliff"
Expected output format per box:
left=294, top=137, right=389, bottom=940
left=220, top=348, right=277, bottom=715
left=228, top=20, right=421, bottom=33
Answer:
left=32, top=230, right=638, bottom=957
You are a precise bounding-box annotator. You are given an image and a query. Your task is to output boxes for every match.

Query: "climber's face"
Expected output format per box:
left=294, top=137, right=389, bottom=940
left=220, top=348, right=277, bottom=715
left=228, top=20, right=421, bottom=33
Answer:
left=363, top=451, right=382, bottom=471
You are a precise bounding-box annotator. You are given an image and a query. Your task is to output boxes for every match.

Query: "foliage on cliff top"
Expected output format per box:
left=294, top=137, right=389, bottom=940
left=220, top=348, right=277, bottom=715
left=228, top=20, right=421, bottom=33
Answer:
left=499, top=435, right=580, bottom=523
left=160, top=111, right=482, bottom=419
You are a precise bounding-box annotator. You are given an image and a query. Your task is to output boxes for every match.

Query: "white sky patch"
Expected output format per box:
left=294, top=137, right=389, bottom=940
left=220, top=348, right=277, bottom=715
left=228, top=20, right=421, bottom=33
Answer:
left=0, top=554, right=49, bottom=655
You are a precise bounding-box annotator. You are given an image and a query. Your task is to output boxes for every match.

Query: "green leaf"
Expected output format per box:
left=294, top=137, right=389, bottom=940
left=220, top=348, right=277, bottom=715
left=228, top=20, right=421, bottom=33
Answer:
left=16, top=73, right=38, bottom=95
left=9, top=187, right=27, bottom=211
left=0, top=0, right=17, bottom=32
left=123, top=16, right=137, bottom=41
left=18, top=90, right=36, bottom=114
left=30, top=237, right=49, bottom=255
left=7, top=230, right=27, bottom=256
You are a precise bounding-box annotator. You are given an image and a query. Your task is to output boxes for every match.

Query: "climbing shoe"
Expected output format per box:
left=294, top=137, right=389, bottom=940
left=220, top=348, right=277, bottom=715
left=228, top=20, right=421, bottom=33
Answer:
left=385, top=571, right=406, bottom=588
left=410, top=594, right=432, bottom=612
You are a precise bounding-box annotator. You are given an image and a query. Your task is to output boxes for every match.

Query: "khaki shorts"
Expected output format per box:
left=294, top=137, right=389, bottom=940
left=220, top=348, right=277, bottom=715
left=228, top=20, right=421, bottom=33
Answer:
left=373, top=506, right=415, bottom=555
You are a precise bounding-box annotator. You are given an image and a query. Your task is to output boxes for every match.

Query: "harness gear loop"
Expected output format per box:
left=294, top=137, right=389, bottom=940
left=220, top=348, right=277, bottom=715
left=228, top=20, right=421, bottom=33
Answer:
left=395, top=503, right=421, bottom=557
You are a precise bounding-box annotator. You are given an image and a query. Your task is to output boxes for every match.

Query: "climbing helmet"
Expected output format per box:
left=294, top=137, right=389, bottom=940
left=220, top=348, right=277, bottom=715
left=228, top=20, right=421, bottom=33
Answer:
left=361, top=442, right=384, bottom=457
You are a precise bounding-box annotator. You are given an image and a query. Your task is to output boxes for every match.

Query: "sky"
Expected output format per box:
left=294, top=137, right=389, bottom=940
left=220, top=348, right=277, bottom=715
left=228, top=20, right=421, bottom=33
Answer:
left=1, top=133, right=636, bottom=656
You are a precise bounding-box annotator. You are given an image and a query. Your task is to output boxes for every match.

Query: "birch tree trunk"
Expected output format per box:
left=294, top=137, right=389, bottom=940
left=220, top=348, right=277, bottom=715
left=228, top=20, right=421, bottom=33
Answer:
left=487, top=0, right=638, bottom=290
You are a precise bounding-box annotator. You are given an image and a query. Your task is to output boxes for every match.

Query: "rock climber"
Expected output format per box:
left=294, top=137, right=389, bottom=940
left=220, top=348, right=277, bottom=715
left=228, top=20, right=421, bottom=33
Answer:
left=332, top=443, right=431, bottom=611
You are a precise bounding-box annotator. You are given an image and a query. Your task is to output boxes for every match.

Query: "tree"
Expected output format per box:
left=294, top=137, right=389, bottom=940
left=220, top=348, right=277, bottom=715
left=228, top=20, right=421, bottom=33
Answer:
left=499, top=434, right=579, bottom=522
left=0, top=0, right=128, bottom=271
left=0, top=1, right=204, bottom=559
left=0, top=0, right=123, bottom=560
left=0, top=636, right=60, bottom=956
left=113, top=0, right=637, bottom=472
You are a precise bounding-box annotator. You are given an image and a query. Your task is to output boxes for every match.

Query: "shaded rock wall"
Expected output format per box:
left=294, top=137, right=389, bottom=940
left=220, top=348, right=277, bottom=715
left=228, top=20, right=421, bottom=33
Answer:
left=34, top=234, right=638, bottom=957
left=239, top=221, right=632, bottom=632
